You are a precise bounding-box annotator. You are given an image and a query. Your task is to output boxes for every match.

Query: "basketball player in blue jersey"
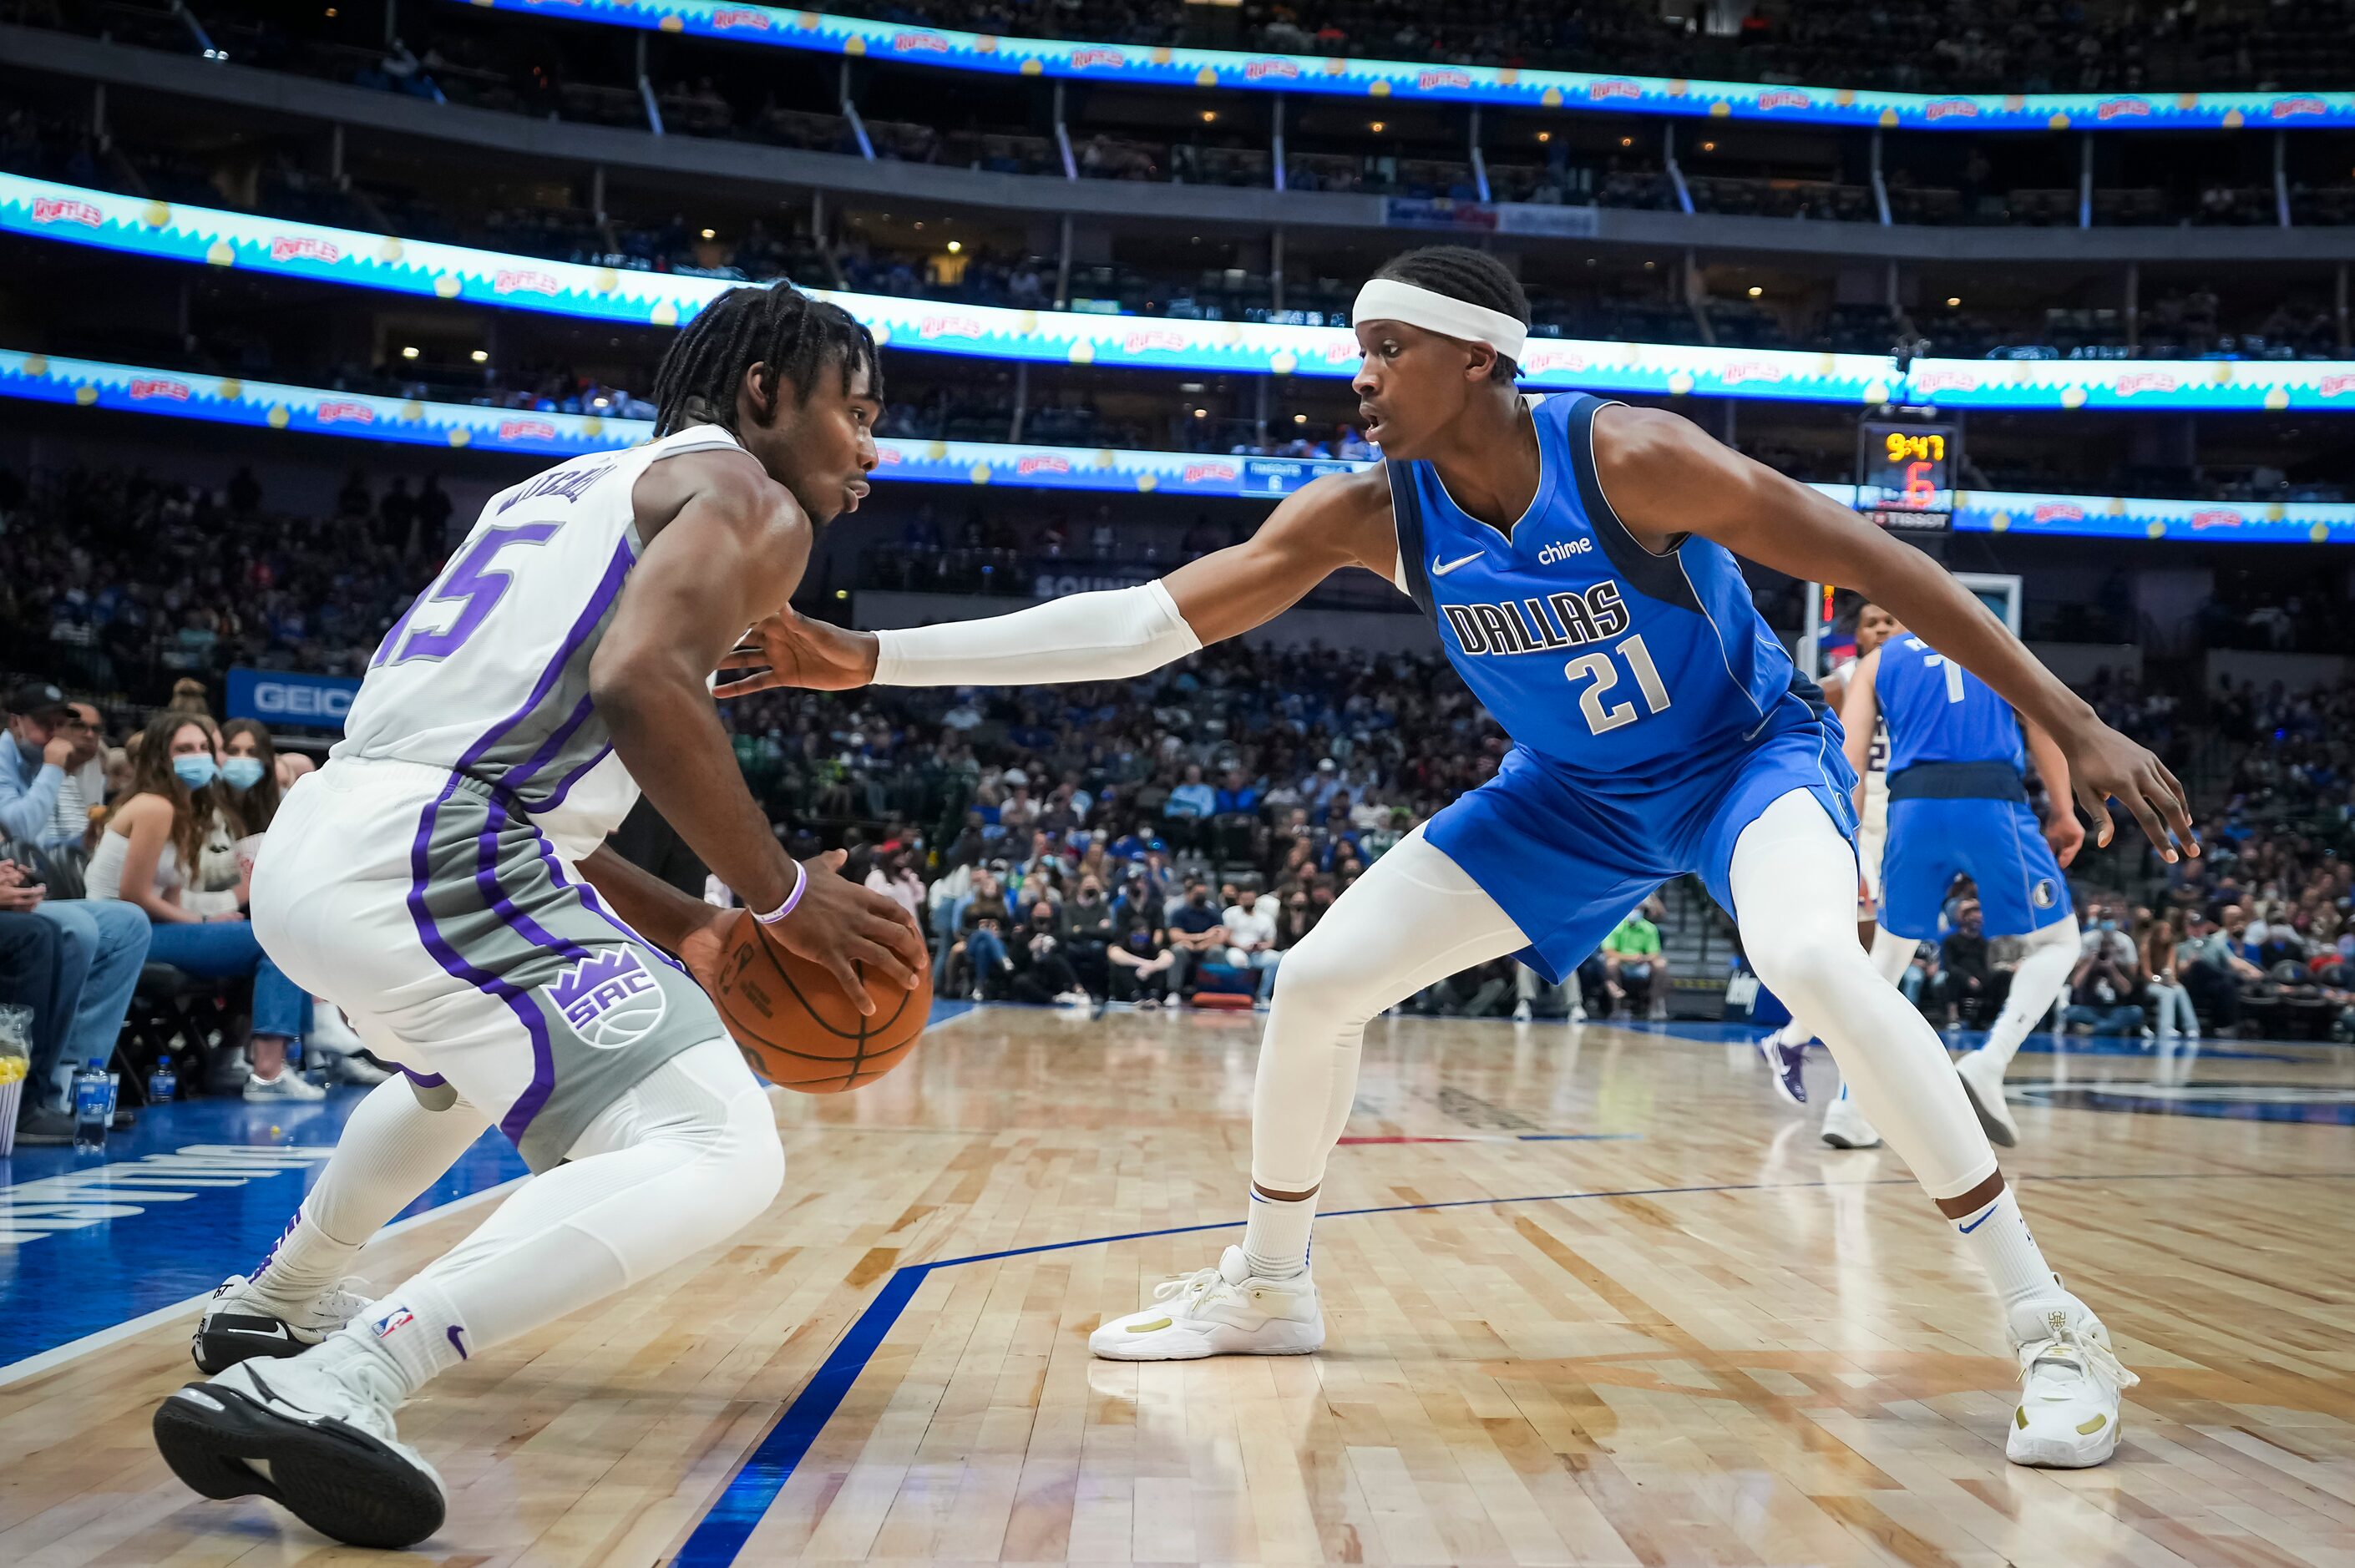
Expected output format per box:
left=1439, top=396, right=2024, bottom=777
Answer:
left=737, top=246, right=2195, bottom=1467
left=1813, top=618, right=2089, bottom=1152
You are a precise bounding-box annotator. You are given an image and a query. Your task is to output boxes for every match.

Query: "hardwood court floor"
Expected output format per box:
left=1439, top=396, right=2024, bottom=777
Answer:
left=5, top=1009, right=2355, bottom=1566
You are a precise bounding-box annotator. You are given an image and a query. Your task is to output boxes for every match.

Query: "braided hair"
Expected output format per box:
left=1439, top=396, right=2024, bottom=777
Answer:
left=651, top=283, right=883, bottom=438
left=1370, top=245, right=1531, bottom=382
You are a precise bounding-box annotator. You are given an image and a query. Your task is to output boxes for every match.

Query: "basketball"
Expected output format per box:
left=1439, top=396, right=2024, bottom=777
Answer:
left=707, top=908, right=931, bottom=1093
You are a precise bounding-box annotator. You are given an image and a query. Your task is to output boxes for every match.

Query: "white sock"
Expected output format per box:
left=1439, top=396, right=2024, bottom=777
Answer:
left=250, top=1077, right=489, bottom=1307
left=1242, top=1189, right=1316, bottom=1279
left=1952, top=1186, right=2070, bottom=1343
left=1981, top=918, right=2080, bottom=1072
left=343, top=1279, right=471, bottom=1399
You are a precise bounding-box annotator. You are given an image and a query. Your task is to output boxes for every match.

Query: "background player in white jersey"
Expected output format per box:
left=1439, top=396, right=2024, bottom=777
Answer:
left=1755, top=599, right=1904, bottom=1146
left=149, top=286, right=926, bottom=1550
left=733, top=249, right=2194, bottom=1467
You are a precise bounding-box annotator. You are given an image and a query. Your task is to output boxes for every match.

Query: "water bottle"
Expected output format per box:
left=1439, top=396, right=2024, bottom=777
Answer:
left=72, top=1059, right=112, bottom=1154
left=148, top=1056, right=178, bottom=1105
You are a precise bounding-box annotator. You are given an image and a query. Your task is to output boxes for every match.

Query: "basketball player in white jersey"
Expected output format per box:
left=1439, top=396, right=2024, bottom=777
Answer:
left=1755, top=599, right=1901, bottom=1147
left=150, top=286, right=926, bottom=1550
left=732, top=248, right=2193, bottom=1467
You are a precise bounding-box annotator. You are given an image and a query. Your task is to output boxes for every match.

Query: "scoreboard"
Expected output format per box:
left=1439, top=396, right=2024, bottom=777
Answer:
left=1855, top=418, right=1959, bottom=531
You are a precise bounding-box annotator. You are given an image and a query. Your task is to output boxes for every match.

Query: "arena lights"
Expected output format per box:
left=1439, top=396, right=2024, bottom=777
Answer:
left=6, top=346, right=2350, bottom=545
left=453, top=0, right=2355, bottom=134
left=13, top=175, right=2355, bottom=416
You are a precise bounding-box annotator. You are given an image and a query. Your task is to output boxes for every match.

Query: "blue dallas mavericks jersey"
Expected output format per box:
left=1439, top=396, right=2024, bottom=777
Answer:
left=1876, top=635, right=2026, bottom=775
left=1871, top=631, right=2073, bottom=938
left=1393, top=392, right=1831, bottom=794
left=1390, top=392, right=1858, bottom=981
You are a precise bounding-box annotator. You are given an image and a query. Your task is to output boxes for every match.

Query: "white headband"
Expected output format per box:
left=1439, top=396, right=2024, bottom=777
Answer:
left=1351, top=277, right=1528, bottom=363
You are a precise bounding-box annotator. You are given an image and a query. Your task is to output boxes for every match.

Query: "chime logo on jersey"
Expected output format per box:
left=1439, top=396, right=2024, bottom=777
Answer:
left=1442, top=579, right=1630, bottom=657
left=544, top=948, right=668, bottom=1047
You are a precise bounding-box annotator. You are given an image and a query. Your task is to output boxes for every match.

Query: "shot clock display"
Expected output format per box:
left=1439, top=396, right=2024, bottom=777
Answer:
left=1856, top=418, right=1960, bottom=530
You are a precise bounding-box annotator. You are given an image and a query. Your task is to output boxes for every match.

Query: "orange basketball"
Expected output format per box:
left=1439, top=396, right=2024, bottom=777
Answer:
left=708, top=909, right=931, bottom=1093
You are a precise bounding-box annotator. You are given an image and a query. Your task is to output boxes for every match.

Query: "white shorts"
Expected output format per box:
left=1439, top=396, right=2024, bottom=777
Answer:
left=251, top=757, right=725, bottom=1171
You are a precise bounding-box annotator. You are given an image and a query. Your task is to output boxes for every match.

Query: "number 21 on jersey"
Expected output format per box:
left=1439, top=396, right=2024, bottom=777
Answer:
left=1564, top=633, right=1673, bottom=734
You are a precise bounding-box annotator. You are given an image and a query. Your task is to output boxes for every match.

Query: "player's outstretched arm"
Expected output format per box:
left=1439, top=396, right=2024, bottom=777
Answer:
left=1836, top=646, right=1882, bottom=822
left=714, top=468, right=1395, bottom=695
left=1593, top=404, right=2195, bottom=862
left=590, top=448, right=924, bottom=1007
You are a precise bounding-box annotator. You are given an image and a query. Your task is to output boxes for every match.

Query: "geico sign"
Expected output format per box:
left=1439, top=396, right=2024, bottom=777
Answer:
left=252, top=680, right=353, bottom=719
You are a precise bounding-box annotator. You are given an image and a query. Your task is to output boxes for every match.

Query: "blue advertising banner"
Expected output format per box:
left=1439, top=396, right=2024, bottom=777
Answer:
left=225, top=667, right=364, bottom=730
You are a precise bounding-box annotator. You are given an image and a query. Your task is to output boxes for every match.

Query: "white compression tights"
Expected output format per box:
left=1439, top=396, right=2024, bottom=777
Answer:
left=1982, top=916, right=2082, bottom=1071
left=1251, top=792, right=2000, bottom=1204
left=261, top=1040, right=784, bottom=1398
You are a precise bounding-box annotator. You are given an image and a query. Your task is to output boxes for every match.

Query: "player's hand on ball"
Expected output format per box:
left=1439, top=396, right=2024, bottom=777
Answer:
left=2058, top=719, right=2196, bottom=862
left=768, top=849, right=927, bottom=1014
left=715, top=610, right=879, bottom=697
left=676, top=904, right=734, bottom=997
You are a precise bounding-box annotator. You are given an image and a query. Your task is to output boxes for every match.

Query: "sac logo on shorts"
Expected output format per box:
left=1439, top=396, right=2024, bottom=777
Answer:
left=544, top=948, right=668, bottom=1048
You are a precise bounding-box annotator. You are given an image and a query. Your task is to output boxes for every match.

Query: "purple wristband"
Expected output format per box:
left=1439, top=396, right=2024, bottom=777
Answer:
left=753, top=860, right=808, bottom=927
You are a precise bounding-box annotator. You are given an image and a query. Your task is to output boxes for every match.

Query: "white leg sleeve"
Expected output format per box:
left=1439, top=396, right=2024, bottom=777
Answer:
left=251, top=1075, right=493, bottom=1304
left=1868, top=924, right=1919, bottom=986
left=351, top=1038, right=784, bottom=1395
left=1732, top=791, right=1998, bottom=1201
left=1980, top=915, right=2080, bottom=1072
left=1250, top=827, right=1528, bottom=1193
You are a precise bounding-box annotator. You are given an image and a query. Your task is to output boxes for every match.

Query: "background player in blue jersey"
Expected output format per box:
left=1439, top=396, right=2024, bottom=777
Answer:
left=737, top=246, right=2195, bottom=1468
left=1816, top=620, right=2089, bottom=1152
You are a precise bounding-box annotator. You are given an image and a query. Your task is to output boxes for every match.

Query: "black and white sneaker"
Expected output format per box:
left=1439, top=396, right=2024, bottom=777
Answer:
left=154, top=1341, right=445, bottom=1550
left=192, top=1273, right=372, bottom=1374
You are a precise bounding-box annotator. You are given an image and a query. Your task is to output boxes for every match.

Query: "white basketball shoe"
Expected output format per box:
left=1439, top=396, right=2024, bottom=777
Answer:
left=1819, top=1087, right=1883, bottom=1150
left=2007, top=1299, right=2139, bottom=1468
left=154, top=1333, right=446, bottom=1549
left=193, top=1273, right=374, bottom=1373
left=1954, top=1048, right=2020, bottom=1147
left=1090, top=1245, right=1324, bottom=1360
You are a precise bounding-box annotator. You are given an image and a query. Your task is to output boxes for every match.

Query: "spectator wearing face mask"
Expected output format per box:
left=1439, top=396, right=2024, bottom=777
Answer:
left=1163, top=880, right=1228, bottom=1004
left=1107, top=904, right=1176, bottom=1007
left=1009, top=900, right=1091, bottom=1006
left=0, top=682, right=153, bottom=1142
left=220, top=720, right=391, bottom=1087
left=83, top=712, right=323, bottom=1100
left=1222, top=892, right=1283, bottom=1010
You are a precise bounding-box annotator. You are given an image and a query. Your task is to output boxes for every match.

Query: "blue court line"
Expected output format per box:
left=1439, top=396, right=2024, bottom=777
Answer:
left=668, top=1166, right=2355, bottom=1566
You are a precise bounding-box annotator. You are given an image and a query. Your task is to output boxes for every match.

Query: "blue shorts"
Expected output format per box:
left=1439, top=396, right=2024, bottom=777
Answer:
left=1878, top=794, right=2073, bottom=941
left=1424, top=720, right=1858, bottom=984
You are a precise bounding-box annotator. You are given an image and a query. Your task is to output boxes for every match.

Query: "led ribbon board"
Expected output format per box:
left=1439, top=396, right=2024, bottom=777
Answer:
left=9, top=177, right=2352, bottom=413
left=453, top=0, right=2355, bottom=133
left=8, top=348, right=2350, bottom=543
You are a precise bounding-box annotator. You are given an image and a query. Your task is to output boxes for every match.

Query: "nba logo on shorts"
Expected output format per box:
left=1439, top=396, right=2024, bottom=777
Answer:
left=2032, top=879, right=2057, bottom=908
left=544, top=948, right=667, bottom=1048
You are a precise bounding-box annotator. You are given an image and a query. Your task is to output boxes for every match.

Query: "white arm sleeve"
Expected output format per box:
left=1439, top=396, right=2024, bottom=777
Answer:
left=871, top=580, right=1203, bottom=688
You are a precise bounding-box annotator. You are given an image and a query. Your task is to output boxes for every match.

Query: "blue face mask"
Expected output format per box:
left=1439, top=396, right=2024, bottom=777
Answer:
left=2098, top=918, right=2119, bottom=932
left=172, top=754, right=220, bottom=789
left=220, top=756, right=266, bottom=792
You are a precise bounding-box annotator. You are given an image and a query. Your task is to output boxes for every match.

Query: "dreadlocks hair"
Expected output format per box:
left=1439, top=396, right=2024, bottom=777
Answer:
left=651, top=283, right=883, bottom=437
left=1371, top=245, right=1532, bottom=383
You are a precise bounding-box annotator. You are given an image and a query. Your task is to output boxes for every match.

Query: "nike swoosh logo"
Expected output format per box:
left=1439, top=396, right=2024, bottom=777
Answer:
left=226, top=1323, right=291, bottom=1339
left=1957, top=1205, right=1998, bottom=1234
left=1430, top=551, right=1484, bottom=576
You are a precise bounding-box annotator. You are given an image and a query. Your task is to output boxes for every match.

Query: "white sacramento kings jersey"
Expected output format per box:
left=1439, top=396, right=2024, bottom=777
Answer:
left=336, top=425, right=746, bottom=857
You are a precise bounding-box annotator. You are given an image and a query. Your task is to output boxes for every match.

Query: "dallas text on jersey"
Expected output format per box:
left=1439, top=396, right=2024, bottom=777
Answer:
left=1440, top=580, right=1630, bottom=658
